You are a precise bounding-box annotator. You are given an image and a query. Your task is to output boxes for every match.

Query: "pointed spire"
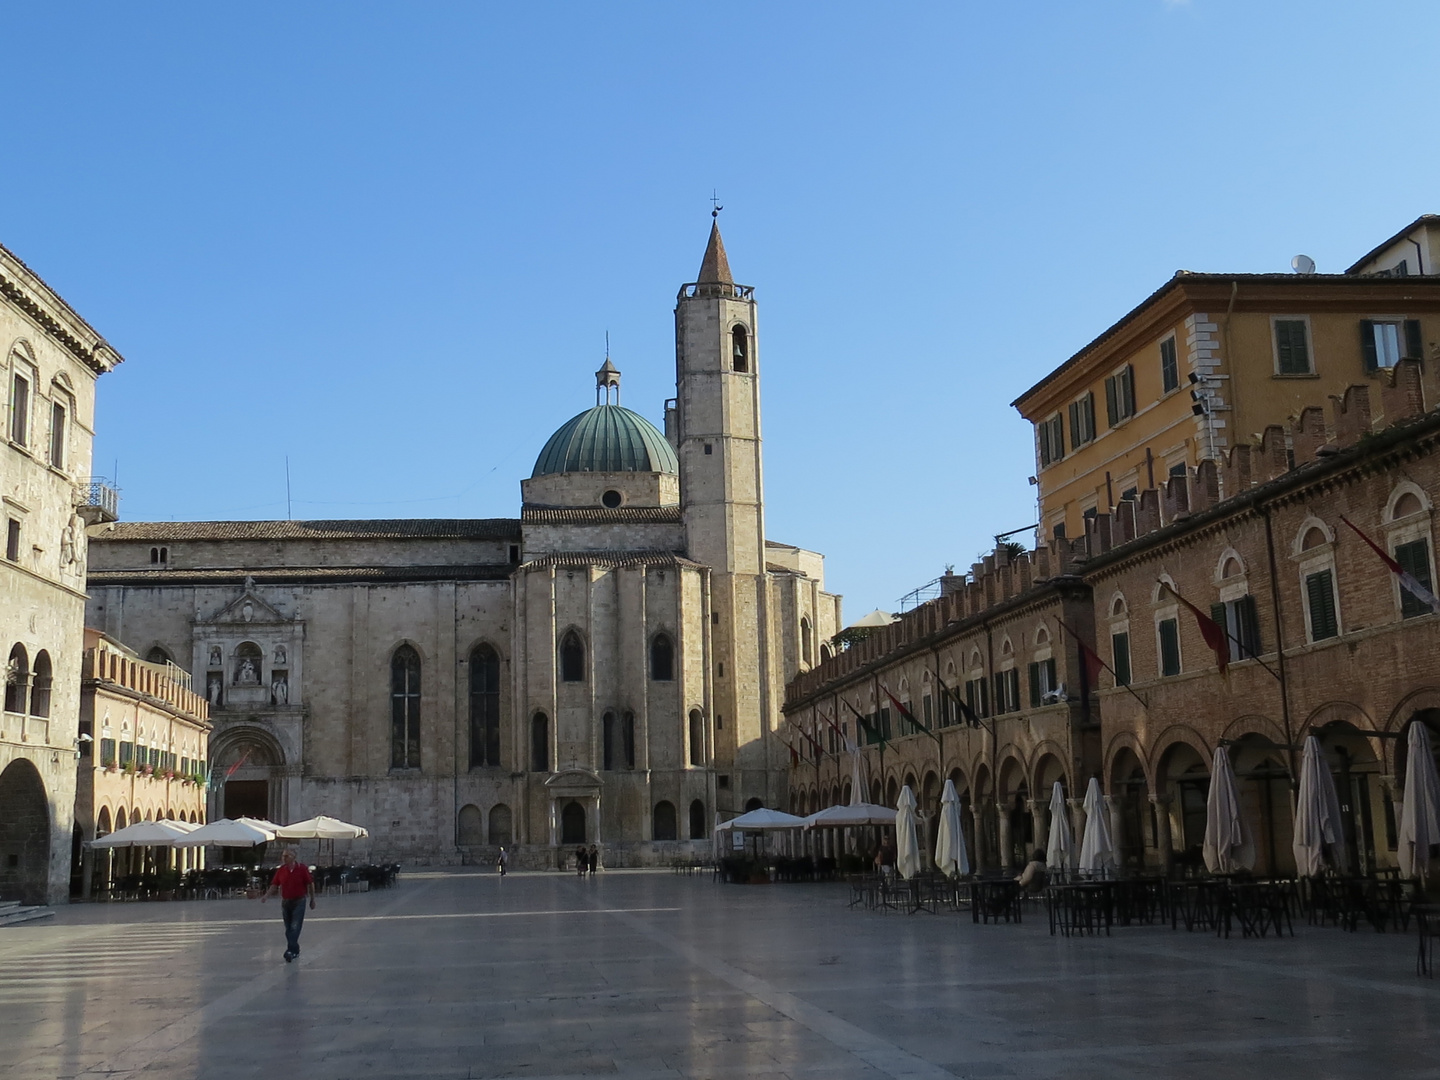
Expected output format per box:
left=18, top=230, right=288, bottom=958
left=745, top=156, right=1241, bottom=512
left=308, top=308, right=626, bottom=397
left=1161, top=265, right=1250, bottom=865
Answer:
left=697, top=220, right=733, bottom=285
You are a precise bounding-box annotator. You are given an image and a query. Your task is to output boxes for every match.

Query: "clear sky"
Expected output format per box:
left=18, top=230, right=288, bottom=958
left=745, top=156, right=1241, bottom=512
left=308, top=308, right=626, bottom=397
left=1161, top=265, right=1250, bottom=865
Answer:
left=4, top=2, right=1438, bottom=620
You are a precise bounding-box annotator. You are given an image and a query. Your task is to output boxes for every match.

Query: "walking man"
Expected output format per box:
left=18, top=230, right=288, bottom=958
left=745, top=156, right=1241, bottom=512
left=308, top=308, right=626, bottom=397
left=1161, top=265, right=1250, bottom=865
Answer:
left=497, top=845, right=509, bottom=876
left=262, top=847, right=316, bottom=962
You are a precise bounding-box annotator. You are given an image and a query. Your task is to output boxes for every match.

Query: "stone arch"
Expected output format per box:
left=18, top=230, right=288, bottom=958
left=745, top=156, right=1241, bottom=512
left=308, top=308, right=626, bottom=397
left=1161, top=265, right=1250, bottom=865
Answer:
left=1108, top=591, right=1128, bottom=618
left=1215, top=546, right=1246, bottom=582
left=653, top=800, right=678, bottom=841
left=1154, top=729, right=1212, bottom=862
left=488, top=803, right=512, bottom=846
left=1385, top=479, right=1432, bottom=522
left=1219, top=713, right=1289, bottom=748
left=561, top=800, right=586, bottom=845
left=1147, top=724, right=1210, bottom=780
left=211, top=725, right=286, bottom=823
left=1152, top=574, right=1177, bottom=604
left=921, top=770, right=940, bottom=815
left=885, top=777, right=899, bottom=808
left=1292, top=514, right=1334, bottom=556
left=558, top=628, right=586, bottom=683
left=458, top=804, right=482, bottom=846
left=996, top=749, right=1028, bottom=798
left=689, top=799, right=706, bottom=839
left=0, top=758, right=50, bottom=904
left=1104, top=730, right=1152, bottom=792
left=1030, top=741, right=1070, bottom=793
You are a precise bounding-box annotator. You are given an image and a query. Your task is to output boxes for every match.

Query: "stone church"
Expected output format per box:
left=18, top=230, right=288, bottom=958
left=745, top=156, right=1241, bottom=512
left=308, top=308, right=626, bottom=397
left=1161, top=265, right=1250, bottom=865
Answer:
left=84, top=223, right=842, bottom=866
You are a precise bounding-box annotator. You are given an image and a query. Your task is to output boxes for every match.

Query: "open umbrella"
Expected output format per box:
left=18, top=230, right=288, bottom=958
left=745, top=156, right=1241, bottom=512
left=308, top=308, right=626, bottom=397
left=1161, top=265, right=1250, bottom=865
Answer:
left=1045, top=781, right=1073, bottom=870
left=802, top=802, right=897, bottom=827
left=715, top=808, right=805, bottom=831
left=173, top=817, right=276, bottom=848
left=1398, top=722, right=1440, bottom=879
left=1203, top=745, right=1255, bottom=874
left=1292, top=735, right=1346, bottom=876
left=934, top=778, right=969, bottom=878
left=895, top=785, right=920, bottom=880
left=1077, top=777, right=1115, bottom=877
left=89, top=819, right=198, bottom=848
left=274, top=815, right=369, bottom=839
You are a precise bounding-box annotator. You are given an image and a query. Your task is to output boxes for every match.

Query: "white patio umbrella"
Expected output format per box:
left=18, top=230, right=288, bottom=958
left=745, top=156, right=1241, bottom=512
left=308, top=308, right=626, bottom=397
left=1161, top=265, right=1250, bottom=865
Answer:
left=1045, top=781, right=1073, bottom=870
left=1203, top=745, right=1255, bottom=874
left=274, top=815, right=369, bottom=840
left=715, top=808, right=805, bottom=831
left=802, top=802, right=897, bottom=827
left=1077, top=777, right=1115, bottom=877
left=895, top=785, right=920, bottom=880
left=172, top=817, right=276, bottom=848
left=934, top=778, right=970, bottom=878
left=237, top=816, right=281, bottom=833
left=89, top=819, right=198, bottom=848
left=1292, top=735, right=1346, bottom=877
left=1397, top=722, right=1440, bottom=879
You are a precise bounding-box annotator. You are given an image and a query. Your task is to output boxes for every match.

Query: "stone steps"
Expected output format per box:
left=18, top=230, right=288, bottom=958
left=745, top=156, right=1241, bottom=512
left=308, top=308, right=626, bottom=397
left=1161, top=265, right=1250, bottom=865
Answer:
left=0, top=901, right=55, bottom=927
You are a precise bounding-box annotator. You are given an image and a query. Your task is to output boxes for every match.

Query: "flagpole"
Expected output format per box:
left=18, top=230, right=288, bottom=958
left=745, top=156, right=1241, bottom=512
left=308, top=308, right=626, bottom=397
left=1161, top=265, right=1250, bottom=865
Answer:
left=1054, top=619, right=1150, bottom=712
left=1157, top=582, right=1283, bottom=684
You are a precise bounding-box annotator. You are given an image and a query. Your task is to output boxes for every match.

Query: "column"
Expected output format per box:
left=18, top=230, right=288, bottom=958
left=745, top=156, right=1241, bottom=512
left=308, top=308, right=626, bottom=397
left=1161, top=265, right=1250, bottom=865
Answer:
left=1106, top=795, right=1125, bottom=872
left=996, top=802, right=1012, bottom=871
left=969, top=805, right=985, bottom=873
left=1149, top=794, right=1174, bottom=876
left=1028, top=799, right=1047, bottom=863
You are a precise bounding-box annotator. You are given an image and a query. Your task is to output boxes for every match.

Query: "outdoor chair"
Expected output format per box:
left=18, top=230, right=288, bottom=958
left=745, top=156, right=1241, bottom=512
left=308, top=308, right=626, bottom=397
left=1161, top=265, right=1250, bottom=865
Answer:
left=971, top=879, right=1022, bottom=924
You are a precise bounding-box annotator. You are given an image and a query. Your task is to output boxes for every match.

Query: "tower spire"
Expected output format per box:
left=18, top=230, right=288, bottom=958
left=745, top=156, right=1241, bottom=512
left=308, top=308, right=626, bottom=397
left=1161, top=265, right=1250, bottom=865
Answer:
left=595, top=334, right=621, bottom=405
left=697, top=220, right=733, bottom=286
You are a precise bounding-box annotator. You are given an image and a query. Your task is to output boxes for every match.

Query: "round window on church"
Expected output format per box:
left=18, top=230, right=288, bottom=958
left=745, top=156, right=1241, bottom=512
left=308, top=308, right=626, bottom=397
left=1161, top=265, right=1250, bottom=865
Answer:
left=601, top=490, right=622, bottom=509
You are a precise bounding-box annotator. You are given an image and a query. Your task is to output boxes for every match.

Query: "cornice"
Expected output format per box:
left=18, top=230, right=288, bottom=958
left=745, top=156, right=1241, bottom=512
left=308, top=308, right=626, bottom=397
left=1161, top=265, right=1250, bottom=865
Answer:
left=0, top=261, right=121, bottom=376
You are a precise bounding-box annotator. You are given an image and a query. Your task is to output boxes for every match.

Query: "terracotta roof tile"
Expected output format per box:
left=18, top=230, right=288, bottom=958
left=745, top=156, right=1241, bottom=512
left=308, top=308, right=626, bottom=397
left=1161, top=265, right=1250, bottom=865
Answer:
left=94, top=519, right=522, bottom=542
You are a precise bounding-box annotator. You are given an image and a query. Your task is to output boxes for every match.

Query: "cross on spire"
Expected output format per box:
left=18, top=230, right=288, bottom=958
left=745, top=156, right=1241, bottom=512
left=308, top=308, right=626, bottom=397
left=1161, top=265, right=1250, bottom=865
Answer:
left=710, top=190, right=723, bottom=219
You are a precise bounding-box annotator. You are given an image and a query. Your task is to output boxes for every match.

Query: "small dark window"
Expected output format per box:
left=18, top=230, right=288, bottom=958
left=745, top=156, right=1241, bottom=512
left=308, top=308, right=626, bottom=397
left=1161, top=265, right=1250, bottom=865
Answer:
left=712, top=611, right=719, bottom=625
left=732, top=326, right=749, bottom=373
left=1158, top=618, right=1181, bottom=677
left=650, top=634, right=674, bottom=681
left=1275, top=319, right=1312, bottom=375
left=1111, top=632, right=1131, bottom=687
left=718, top=774, right=730, bottom=789
left=1395, top=539, right=1435, bottom=619
left=717, top=662, right=724, bottom=677
left=653, top=800, right=678, bottom=841
left=10, top=373, right=29, bottom=446
left=49, top=401, right=65, bottom=468
left=145, top=646, right=171, bottom=666
left=689, top=709, right=705, bottom=766
left=704, top=443, right=712, bottom=455
left=1306, top=569, right=1339, bottom=640
left=1160, top=337, right=1179, bottom=393
left=560, top=631, right=585, bottom=682
left=531, top=712, right=550, bottom=771
left=509, top=544, right=520, bottom=563
left=689, top=799, right=706, bottom=839
left=1105, top=365, right=1136, bottom=427
left=5, top=644, right=28, bottom=713
left=469, top=644, right=501, bottom=768
left=601, top=490, right=622, bottom=509
left=6, top=519, right=20, bottom=561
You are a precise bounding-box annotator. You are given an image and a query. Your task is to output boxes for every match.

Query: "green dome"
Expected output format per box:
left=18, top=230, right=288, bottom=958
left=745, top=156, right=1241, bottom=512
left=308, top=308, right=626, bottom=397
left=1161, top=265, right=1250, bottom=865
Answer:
left=531, top=405, right=679, bottom=477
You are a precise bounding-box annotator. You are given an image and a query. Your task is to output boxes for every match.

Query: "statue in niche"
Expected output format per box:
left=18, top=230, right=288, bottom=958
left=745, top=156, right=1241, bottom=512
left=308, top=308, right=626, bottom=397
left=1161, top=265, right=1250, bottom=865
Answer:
left=206, top=672, right=223, bottom=706
left=59, top=515, right=80, bottom=569
left=237, top=658, right=258, bottom=685
left=271, top=673, right=289, bottom=706
left=209, top=645, right=223, bottom=668
left=273, top=645, right=286, bottom=666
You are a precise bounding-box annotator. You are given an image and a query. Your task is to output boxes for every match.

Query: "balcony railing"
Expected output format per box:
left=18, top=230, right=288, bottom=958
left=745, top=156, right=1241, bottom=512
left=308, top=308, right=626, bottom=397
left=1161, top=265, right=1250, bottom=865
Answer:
left=79, top=477, right=120, bottom=524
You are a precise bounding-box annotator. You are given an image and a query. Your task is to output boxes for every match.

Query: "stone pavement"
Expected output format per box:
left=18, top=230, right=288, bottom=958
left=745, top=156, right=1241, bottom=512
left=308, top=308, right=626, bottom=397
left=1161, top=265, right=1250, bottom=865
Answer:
left=0, top=870, right=1436, bottom=1079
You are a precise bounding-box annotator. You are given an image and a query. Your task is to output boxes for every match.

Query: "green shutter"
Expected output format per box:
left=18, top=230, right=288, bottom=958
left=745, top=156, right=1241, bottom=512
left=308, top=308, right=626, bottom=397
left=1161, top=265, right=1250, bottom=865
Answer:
left=1395, top=539, right=1433, bottom=618
left=1105, top=376, right=1119, bottom=427
left=1159, top=619, right=1181, bottom=676
left=1360, top=320, right=1378, bottom=371
left=1112, top=632, right=1131, bottom=687
left=1277, top=320, right=1311, bottom=375
left=1122, top=365, right=1135, bottom=418
left=1237, top=595, right=1261, bottom=657
left=1008, top=669, right=1020, bottom=711
left=1405, top=320, right=1423, bottom=360
left=1306, top=570, right=1338, bottom=640
left=1068, top=402, right=1081, bottom=451
left=1045, top=657, right=1057, bottom=694
left=1210, top=603, right=1228, bottom=650
left=1028, top=663, right=1041, bottom=708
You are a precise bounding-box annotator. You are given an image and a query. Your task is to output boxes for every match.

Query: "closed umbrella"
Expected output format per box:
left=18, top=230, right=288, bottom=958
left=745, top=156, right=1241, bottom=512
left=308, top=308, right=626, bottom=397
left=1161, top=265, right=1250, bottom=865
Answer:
left=934, top=779, right=970, bottom=878
left=1398, top=722, right=1440, bottom=879
left=274, top=815, right=369, bottom=840
left=89, top=819, right=198, bottom=848
left=172, top=817, right=276, bottom=848
left=895, top=785, right=920, bottom=880
left=1203, top=745, right=1255, bottom=874
left=1292, top=735, right=1345, bottom=876
left=1045, top=781, right=1073, bottom=871
left=1077, top=777, right=1115, bottom=877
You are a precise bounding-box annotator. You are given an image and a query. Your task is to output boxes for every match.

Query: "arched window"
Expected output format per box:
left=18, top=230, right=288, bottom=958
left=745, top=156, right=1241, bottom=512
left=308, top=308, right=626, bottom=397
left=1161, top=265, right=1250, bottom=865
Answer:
left=745, top=797, right=764, bottom=812
left=458, top=804, right=482, bottom=846
left=488, top=803, right=512, bottom=846
left=653, top=800, right=678, bottom=841
left=29, top=651, right=51, bottom=718
left=689, top=799, right=706, bottom=840
left=561, top=800, right=586, bottom=844
left=649, top=634, right=674, bottom=681
left=531, top=713, right=550, bottom=772
left=145, top=646, right=171, bottom=666
left=623, top=711, right=636, bottom=769
left=233, top=641, right=263, bottom=686
left=390, top=645, right=421, bottom=769
left=97, top=807, right=112, bottom=837
left=468, top=644, right=501, bottom=768
left=560, top=631, right=585, bottom=683
left=732, top=325, right=749, bottom=373
left=800, top=618, right=812, bottom=665
left=5, top=644, right=28, bottom=714
left=688, top=709, right=705, bottom=766
left=819, top=643, right=832, bottom=663
left=603, top=712, right=616, bottom=770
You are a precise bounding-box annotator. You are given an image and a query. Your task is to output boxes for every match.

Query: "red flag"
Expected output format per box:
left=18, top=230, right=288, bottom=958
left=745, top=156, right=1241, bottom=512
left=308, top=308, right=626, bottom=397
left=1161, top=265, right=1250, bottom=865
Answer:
left=880, top=684, right=941, bottom=744
left=1340, top=515, right=1440, bottom=613
left=1161, top=582, right=1229, bottom=675
left=223, top=748, right=251, bottom=782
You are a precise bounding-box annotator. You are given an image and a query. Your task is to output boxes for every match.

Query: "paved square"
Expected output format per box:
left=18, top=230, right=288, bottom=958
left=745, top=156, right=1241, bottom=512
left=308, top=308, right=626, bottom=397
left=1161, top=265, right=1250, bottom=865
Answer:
left=1, top=871, right=1436, bottom=1079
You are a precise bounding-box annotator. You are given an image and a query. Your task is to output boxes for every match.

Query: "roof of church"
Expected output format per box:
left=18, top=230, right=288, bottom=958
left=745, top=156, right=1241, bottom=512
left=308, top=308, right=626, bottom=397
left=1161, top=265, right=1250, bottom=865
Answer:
left=93, top=519, right=522, bottom=541
left=697, top=221, right=733, bottom=284
left=522, top=506, right=683, bottom=524
left=531, top=404, right=678, bottom=478
left=87, top=564, right=516, bottom=586
left=520, top=549, right=705, bottom=570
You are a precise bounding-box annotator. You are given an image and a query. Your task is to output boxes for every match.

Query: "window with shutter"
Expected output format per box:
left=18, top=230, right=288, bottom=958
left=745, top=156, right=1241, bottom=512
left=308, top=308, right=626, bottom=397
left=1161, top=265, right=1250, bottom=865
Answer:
left=1006, top=669, right=1020, bottom=711
left=1028, top=663, right=1041, bottom=708
left=1405, top=319, right=1423, bottom=360
left=1111, top=632, right=1131, bottom=687
left=992, top=673, right=1006, bottom=714
left=1160, top=337, right=1179, bottom=393
left=1120, top=365, right=1135, bottom=419
left=1395, top=539, right=1434, bottom=619
left=1305, top=569, right=1339, bottom=641
left=1275, top=319, right=1312, bottom=375
left=1105, top=374, right=1119, bottom=427
left=1044, top=657, right=1057, bottom=695
left=1158, top=619, right=1181, bottom=677
left=1237, top=595, right=1261, bottom=657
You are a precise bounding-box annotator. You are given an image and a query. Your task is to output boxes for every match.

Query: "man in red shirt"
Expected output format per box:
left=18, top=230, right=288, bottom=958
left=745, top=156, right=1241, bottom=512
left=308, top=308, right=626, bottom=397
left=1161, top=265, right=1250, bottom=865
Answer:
left=262, top=847, right=316, bottom=962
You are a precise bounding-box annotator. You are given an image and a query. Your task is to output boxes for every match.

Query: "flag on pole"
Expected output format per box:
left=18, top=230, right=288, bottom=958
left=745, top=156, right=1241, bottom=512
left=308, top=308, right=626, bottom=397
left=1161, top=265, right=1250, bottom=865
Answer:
left=842, top=698, right=887, bottom=749
left=1340, top=515, right=1440, bottom=614
left=934, top=670, right=984, bottom=729
left=880, top=684, right=941, bottom=744
left=222, top=748, right=251, bottom=782
left=1159, top=582, right=1230, bottom=675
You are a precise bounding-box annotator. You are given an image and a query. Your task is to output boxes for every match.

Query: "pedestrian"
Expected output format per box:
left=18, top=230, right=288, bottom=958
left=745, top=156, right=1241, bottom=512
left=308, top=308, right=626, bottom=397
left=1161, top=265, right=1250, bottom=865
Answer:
left=497, top=845, right=509, bottom=876
left=587, top=844, right=598, bottom=874
left=575, top=845, right=587, bottom=875
left=261, top=847, right=316, bottom=963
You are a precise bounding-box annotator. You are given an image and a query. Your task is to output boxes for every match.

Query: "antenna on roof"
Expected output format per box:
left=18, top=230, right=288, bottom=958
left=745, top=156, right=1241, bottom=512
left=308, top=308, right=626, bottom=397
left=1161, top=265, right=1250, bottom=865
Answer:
left=1291, top=254, right=1317, bottom=275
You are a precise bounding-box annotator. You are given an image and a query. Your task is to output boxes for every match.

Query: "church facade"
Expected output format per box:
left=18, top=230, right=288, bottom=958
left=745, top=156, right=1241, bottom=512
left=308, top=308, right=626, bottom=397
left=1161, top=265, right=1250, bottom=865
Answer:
left=84, top=224, right=841, bottom=867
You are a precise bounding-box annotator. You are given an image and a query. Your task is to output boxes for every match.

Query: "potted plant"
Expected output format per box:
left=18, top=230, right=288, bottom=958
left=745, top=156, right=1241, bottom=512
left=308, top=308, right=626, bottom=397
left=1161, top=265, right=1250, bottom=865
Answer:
left=101, top=755, right=118, bottom=773
left=123, top=759, right=137, bottom=776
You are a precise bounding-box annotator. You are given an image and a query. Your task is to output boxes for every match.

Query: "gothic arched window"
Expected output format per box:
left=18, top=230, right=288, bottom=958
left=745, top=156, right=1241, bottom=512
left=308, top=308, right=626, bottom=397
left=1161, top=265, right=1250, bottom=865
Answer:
left=650, top=634, right=674, bottom=681
left=560, top=632, right=585, bottom=683
left=390, top=645, right=421, bottom=770
left=689, top=799, right=707, bottom=839
left=531, top=712, right=550, bottom=772
left=732, top=325, right=749, bottom=373
left=30, top=651, right=51, bottom=718
left=5, top=644, right=28, bottom=714
left=469, top=644, right=501, bottom=768
left=653, top=800, right=678, bottom=841
left=688, top=709, right=705, bottom=767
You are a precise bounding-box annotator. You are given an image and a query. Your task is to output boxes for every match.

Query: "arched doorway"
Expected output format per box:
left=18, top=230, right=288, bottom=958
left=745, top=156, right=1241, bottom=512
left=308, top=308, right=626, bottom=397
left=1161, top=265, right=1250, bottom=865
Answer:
left=457, top=804, right=482, bottom=846
left=0, top=759, right=50, bottom=905
left=561, top=801, right=586, bottom=845
left=1313, top=719, right=1384, bottom=875
left=1109, top=747, right=1149, bottom=870
left=689, top=799, right=706, bottom=840
left=1230, top=732, right=1293, bottom=878
left=214, top=729, right=285, bottom=824
left=1157, top=741, right=1209, bottom=869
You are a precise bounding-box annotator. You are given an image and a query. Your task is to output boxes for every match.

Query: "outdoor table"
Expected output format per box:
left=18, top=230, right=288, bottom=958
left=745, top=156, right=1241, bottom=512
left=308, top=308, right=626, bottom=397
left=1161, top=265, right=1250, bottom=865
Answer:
left=1225, top=880, right=1294, bottom=939
left=1171, top=880, right=1226, bottom=933
left=1413, top=903, right=1440, bottom=977
left=971, top=879, right=1023, bottom=924
left=1112, top=876, right=1169, bottom=926
left=1045, top=882, right=1113, bottom=937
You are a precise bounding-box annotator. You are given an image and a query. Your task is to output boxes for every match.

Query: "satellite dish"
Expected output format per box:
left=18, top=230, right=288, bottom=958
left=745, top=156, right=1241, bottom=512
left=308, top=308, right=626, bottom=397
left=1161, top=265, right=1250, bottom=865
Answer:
left=1291, top=254, right=1316, bottom=275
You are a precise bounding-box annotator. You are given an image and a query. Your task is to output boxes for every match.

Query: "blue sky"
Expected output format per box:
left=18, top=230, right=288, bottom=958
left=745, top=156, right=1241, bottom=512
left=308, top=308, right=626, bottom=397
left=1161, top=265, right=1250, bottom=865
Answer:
left=4, top=2, right=1438, bottom=619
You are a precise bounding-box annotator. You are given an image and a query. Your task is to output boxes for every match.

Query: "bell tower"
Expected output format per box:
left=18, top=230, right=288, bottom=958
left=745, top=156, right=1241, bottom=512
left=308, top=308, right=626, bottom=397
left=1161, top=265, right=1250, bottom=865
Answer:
left=673, top=216, right=777, bottom=808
